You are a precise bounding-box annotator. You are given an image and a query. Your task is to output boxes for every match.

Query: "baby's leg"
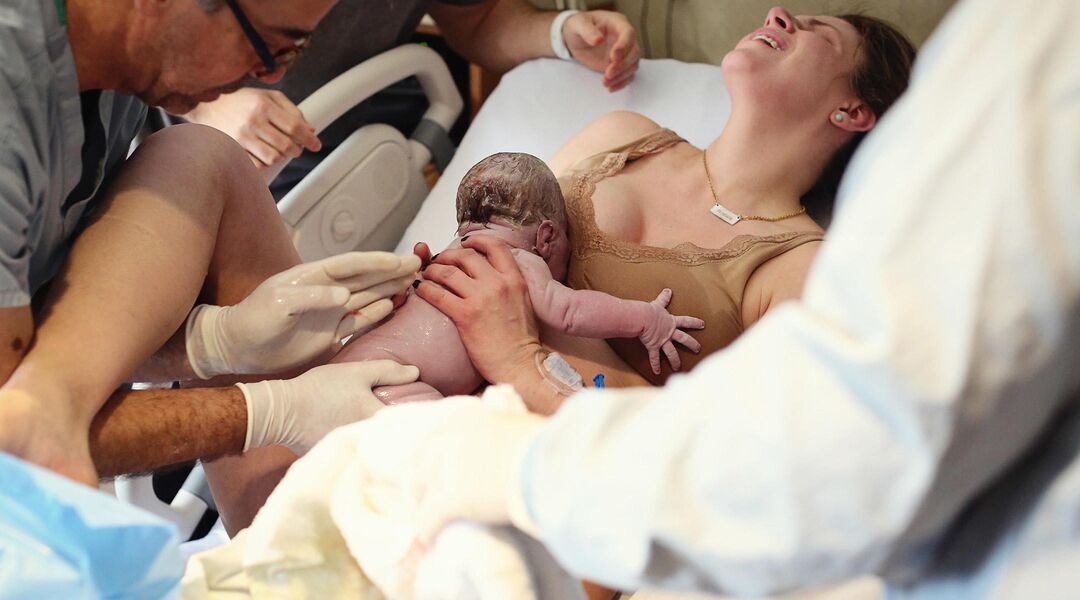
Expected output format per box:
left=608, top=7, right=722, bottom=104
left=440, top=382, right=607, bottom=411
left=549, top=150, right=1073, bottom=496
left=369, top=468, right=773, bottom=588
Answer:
left=334, top=337, right=443, bottom=404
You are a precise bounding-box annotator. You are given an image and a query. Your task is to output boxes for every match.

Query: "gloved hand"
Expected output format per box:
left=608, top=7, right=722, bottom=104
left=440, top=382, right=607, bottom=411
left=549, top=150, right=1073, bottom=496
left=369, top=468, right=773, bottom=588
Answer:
left=237, top=360, right=420, bottom=456
left=349, top=387, right=547, bottom=544
left=186, top=251, right=420, bottom=379
left=638, top=288, right=705, bottom=374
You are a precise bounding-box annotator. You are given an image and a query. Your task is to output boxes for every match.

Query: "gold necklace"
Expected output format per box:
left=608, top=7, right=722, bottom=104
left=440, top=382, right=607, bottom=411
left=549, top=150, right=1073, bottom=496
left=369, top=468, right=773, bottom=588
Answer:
left=702, top=147, right=807, bottom=225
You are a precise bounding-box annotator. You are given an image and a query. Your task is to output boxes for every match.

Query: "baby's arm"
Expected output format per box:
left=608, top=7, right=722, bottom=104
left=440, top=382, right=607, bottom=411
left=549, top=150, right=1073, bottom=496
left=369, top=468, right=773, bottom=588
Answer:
left=514, top=251, right=704, bottom=374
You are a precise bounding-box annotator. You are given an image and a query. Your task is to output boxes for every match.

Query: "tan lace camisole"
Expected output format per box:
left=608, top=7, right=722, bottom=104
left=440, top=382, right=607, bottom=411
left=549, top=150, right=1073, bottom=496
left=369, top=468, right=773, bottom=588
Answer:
left=559, top=128, right=824, bottom=385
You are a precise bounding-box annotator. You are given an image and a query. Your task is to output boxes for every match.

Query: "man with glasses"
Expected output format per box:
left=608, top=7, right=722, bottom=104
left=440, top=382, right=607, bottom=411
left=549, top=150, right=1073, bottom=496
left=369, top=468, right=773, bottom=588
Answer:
left=0, top=0, right=423, bottom=531
left=183, top=0, right=641, bottom=198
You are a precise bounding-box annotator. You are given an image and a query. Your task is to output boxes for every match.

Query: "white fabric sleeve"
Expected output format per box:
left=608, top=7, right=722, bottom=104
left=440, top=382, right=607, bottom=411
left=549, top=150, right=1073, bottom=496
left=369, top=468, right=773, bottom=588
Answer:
left=517, top=0, right=1080, bottom=595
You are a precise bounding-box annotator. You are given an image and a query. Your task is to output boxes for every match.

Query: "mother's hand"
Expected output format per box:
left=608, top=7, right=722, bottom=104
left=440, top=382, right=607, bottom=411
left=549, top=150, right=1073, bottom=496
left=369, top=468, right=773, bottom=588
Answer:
left=414, top=236, right=543, bottom=385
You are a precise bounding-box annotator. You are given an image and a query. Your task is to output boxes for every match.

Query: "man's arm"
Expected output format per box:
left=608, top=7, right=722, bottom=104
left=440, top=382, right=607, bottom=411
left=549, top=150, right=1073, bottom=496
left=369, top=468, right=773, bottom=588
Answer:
left=429, top=0, right=550, bottom=74
left=430, top=0, right=639, bottom=90
left=89, top=385, right=246, bottom=477
left=90, top=359, right=418, bottom=478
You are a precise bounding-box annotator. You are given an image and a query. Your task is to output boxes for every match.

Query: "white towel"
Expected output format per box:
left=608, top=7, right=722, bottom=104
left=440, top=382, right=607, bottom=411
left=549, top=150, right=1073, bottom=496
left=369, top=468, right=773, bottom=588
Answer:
left=182, top=386, right=584, bottom=600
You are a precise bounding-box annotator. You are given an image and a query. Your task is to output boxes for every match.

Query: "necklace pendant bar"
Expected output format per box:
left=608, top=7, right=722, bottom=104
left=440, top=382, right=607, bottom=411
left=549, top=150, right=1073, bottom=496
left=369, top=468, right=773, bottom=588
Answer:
left=710, top=203, right=742, bottom=225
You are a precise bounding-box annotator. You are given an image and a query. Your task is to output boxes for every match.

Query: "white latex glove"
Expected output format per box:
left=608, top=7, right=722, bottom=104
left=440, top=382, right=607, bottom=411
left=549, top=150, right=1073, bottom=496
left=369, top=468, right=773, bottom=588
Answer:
left=183, top=88, right=321, bottom=171
left=186, top=251, right=420, bottom=379
left=237, top=360, right=420, bottom=455
left=350, top=387, right=547, bottom=545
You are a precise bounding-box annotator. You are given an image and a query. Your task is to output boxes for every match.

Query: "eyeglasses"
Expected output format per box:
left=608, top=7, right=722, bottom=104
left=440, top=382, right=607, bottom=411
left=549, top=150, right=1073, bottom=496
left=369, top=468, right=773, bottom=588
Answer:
left=223, top=0, right=311, bottom=74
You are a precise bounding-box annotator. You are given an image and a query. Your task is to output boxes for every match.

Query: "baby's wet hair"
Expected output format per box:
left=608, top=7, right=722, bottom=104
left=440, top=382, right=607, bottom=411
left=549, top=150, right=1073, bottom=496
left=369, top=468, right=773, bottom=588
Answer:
left=455, top=152, right=567, bottom=231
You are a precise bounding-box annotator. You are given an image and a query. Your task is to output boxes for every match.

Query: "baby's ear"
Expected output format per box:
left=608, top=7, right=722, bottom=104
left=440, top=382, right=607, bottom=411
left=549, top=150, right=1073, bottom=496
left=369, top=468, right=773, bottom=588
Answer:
left=535, top=220, right=559, bottom=257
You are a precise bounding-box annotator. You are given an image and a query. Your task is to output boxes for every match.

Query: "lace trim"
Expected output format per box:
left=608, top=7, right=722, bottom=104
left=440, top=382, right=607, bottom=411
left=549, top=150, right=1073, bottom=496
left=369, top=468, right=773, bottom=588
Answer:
left=573, top=229, right=822, bottom=266
left=565, top=129, right=823, bottom=266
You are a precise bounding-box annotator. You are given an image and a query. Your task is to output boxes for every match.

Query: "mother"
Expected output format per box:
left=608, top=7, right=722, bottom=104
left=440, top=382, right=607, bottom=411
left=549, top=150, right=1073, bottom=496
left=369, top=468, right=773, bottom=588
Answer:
left=419, top=6, right=916, bottom=408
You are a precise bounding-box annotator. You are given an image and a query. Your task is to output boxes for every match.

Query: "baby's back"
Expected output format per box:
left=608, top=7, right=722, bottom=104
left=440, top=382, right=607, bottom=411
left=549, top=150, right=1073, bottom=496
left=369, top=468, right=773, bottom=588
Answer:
left=332, top=290, right=482, bottom=398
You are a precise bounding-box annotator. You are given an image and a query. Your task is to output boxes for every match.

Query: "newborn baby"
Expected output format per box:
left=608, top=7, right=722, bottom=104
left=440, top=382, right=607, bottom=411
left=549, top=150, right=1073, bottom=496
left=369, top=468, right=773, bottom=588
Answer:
left=333, top=152, right=704, bottom=403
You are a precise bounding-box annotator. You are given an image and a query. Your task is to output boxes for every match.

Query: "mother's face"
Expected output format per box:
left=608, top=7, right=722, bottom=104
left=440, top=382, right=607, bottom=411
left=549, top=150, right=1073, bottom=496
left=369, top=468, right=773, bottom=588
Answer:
left=722, top=6, right=863, bottom=120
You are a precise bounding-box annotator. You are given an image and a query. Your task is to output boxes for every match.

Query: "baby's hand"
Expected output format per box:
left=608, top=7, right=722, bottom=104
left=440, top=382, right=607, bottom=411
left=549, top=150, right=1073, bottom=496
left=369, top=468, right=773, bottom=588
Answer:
left=639, top=288, right=705, bottom=374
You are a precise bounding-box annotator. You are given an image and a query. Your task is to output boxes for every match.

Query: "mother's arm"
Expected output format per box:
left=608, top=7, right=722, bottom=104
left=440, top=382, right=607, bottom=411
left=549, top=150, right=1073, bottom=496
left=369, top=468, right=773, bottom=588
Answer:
left=740, top=241, right=822, bottom=329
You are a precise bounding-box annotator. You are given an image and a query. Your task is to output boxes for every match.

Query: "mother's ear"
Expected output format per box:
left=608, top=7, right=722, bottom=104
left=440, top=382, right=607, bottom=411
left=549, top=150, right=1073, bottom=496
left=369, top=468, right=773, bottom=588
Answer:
left=831, top=101, right=876, bottom=133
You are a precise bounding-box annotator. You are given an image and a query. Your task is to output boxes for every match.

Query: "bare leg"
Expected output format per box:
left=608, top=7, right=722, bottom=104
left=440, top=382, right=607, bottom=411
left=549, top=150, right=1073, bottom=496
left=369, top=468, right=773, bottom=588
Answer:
left=152, top=127, right=308, bottom=535
left=0, top=125, right=261, bottom=484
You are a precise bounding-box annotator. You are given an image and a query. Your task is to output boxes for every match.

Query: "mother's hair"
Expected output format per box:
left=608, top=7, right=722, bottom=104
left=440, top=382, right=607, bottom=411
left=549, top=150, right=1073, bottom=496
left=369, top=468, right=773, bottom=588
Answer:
left=804, top=14, right=917, bottom=226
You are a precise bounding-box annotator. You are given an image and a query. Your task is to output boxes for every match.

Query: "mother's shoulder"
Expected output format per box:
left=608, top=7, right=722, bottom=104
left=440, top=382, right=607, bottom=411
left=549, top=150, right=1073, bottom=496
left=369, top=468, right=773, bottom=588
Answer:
left=583, top=111, right=665, bottom=138
left=548, top=111, right=669, bottom=176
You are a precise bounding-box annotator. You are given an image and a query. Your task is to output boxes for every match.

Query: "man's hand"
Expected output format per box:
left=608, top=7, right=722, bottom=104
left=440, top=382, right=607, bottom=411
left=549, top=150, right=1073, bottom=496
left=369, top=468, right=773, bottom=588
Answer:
left=186, top=251, right=421, bottom=379
left=564, top=11, right=641, bottom=92
left=183, top=88, right=321, bottom=171
left=415, top=236, right=543, bottom=385
left=239, top=360, right=420, bottom=456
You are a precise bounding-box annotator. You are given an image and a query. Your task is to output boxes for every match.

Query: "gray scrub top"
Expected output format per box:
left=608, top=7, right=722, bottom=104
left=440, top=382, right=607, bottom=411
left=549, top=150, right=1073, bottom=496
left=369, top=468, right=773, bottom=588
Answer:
left=0, top=0, right=146, bottom=308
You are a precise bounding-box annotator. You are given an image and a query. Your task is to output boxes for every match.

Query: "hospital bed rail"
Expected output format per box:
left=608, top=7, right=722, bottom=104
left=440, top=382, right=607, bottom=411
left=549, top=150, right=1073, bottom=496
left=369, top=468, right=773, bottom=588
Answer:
left=273, top=43, right=465, bottom=261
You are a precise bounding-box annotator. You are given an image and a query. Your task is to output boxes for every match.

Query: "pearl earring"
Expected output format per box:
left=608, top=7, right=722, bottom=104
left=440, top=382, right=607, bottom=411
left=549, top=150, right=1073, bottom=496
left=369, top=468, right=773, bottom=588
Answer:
left=834, top=112, right=845, bottom=122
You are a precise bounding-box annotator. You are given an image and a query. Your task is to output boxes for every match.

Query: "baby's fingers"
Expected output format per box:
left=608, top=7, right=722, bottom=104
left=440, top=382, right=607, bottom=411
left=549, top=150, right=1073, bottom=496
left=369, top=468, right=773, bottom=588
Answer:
left=672, top=330, right=701, bottom=354
left=675, top=315, right=705, bottom=329
left=662, top=342, right=681, bottom=371
left=649, top=348, right=662, bottom=375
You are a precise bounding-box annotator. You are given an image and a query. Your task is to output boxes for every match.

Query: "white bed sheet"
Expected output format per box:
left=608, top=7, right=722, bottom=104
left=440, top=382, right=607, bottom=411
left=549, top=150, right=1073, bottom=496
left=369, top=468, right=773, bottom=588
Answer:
left=394, top=58, right=731, bottom=254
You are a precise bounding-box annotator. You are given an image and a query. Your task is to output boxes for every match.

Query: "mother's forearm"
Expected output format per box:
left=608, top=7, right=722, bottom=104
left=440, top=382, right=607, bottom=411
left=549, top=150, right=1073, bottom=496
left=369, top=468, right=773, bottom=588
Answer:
left=493, top=351, right=576, bottom=416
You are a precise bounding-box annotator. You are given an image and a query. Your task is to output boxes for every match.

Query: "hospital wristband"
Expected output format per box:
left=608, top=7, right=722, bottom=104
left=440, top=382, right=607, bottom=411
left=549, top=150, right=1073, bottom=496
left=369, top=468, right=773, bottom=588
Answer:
left=549, top=9, right=580, bottom=61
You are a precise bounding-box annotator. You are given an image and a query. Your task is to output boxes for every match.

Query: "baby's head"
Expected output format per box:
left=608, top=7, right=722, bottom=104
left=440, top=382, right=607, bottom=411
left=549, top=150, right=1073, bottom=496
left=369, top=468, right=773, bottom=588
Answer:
left=456, top=152, right=567, bottom=231
left=455, top=152, right=570, bottom=278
